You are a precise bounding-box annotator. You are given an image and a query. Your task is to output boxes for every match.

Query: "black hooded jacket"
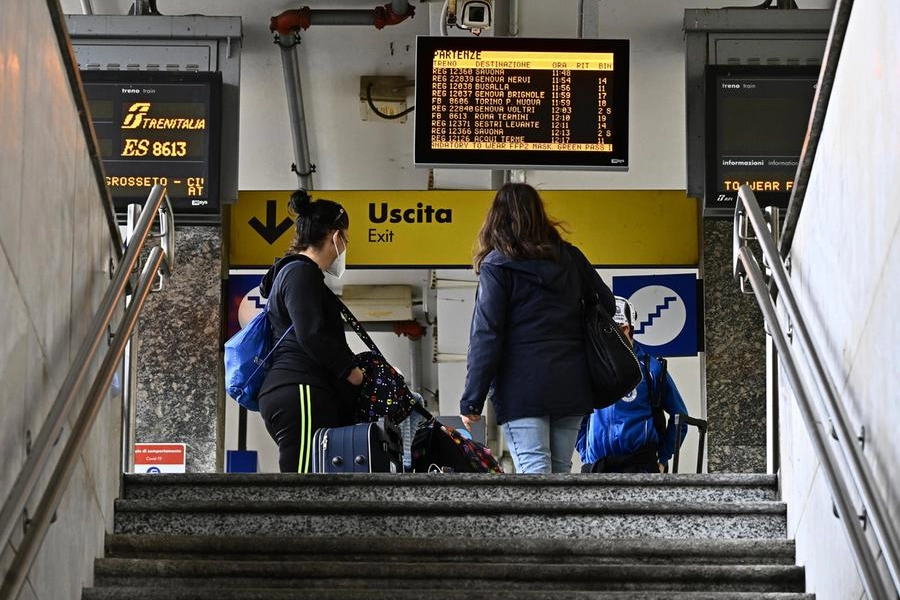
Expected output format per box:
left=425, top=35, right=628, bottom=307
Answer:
left=257, top=254, right=357, bottom=397
left=459, top=243, right=615, bottom=424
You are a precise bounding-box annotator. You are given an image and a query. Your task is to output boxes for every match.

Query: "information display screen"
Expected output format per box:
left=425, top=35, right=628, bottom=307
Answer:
left=705, top=65, right=818, bottom=213
left=80, top=70, right=222, bottom=218
left=415, top=36, right=629, bottom=170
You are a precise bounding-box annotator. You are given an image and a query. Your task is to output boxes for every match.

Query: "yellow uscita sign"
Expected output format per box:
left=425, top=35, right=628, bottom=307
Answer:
left=230, top=190, right=698, bottom=268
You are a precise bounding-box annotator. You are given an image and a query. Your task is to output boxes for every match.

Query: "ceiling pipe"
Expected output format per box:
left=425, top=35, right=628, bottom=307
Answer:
left=270, top=1, right=415, bottom=187
left=276, top=33, right=316, bottom=190
left=577, top=0, right=599, bottom=39
left=508, top=0, right=519, bottom=36
left=80, top=0, right=93, bottom=15
left=270, top=2, right=415, bottom=34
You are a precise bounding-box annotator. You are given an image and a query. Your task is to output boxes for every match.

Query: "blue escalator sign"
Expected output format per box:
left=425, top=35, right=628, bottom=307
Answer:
left=612, top=274, right=699, bottom=357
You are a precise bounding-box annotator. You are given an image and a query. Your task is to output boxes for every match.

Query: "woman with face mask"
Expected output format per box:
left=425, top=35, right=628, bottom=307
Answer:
left=256, top=189, right=363, bottom=473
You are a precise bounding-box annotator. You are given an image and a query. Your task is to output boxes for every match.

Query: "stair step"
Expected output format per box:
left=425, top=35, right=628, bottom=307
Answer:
left=93, top=474, right=806, bottom=597
left=112, top=499, right=786, bottom=539
left=92, top=558, right=805, bottom=592
left=122, top=473, right=779, bottom=504
left=105, top=534, right=798, bottom=565
left=82, top=588, right=815, bottom=600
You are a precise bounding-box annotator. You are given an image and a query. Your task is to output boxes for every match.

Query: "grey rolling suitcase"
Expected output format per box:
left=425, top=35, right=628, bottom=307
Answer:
left=311, top=420, right=403, bottom=473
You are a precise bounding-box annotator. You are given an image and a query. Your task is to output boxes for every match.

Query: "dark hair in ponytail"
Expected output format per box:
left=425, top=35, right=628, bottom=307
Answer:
left=285, top=189, right=349, bottom=254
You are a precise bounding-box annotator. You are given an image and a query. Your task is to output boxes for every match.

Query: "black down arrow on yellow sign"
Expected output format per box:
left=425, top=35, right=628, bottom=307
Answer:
left=249, top=200, right=293, bottom=244
left=230, top=191, right=295, bottom=267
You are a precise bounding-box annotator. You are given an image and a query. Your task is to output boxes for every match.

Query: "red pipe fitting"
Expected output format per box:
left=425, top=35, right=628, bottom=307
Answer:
left=269, top=7, right=311, bottom=34
left=271, top=3, right=413, bottom=33
left=375, top=2, right=416, bottom=29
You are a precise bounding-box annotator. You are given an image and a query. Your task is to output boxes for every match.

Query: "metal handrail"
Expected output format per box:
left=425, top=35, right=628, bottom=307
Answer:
left=734, top=184, right=899, bottom=600
left=0, top=185, right=174, bottom=600
left=779, top=0, right=853, bottom=258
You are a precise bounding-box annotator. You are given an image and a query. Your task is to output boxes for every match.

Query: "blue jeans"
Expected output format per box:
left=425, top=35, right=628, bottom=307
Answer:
left=501, top=415, right=584, bottom=474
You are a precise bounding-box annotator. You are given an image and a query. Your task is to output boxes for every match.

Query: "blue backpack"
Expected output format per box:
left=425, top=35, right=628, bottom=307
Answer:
left=223, top=305, right=293, bottom=411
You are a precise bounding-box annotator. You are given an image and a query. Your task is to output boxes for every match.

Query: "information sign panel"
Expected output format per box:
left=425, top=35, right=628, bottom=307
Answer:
left=81, top=70, right=222, bottom=219
left=704, top=65, right=818, bottom=214
left=230, top=190, right=697, bottom=268
left=414, top=36, right=629, bottom=169
left=134, top=443, right=186, bottom=473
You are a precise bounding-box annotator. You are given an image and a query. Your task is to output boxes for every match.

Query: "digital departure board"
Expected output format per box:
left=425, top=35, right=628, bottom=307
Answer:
left=80, top=70, right=222, bottom=219
left=414, top=37, right=629, bottom=170
left=705, top=65, right=818, bottom=213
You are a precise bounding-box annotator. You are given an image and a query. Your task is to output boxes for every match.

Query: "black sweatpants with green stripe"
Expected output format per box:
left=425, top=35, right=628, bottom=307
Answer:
left=258, top=383, right=354, bottom=473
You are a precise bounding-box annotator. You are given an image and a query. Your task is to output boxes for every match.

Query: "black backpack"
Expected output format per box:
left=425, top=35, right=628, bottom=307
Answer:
left=641, top=354, right=669, bottom=441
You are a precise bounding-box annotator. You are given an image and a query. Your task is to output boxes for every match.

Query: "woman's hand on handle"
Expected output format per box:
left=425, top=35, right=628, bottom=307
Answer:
left=460, top=413, right=481, bottom=433
left=347, top=367, right=364, bottom=386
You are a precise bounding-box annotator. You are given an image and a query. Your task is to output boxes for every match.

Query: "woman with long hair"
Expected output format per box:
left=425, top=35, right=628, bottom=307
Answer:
left=256, top=189, right=363, bottom=473
left=459, top=183, right=615, bottom=473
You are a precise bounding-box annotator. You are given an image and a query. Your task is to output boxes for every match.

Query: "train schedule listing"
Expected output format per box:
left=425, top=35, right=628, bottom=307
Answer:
left=415, top=37, right=629, bottom=170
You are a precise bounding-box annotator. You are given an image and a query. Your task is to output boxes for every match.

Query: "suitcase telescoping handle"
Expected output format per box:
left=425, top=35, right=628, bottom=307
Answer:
left=672, top=413, right=709, bottom=474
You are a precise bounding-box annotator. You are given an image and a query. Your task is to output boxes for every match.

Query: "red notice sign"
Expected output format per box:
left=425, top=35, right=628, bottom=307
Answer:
left=134, top=443, right=186, bottom=473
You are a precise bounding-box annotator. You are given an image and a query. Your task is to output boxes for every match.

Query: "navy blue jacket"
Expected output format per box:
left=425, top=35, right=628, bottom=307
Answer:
left=459, top=243, right=615, bottom=424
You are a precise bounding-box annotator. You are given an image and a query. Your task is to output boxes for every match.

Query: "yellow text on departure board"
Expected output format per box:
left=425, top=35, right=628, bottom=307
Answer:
left=433, top=50, right=615, bottom=71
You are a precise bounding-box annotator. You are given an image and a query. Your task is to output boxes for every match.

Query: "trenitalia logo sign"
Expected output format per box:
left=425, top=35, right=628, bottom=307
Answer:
left=121, top=102, right=150, bottom=128
left=121, top=102, right=206, bottom=130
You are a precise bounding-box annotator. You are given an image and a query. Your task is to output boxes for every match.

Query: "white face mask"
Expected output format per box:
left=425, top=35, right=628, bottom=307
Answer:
left=325, top=231, right=347, bottom=278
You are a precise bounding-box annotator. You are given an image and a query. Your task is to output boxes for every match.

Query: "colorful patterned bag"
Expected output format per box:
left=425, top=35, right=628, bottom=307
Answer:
left=410, top=413, right=503, bottom=474
left=336, top=298, right=417, bottom=425
left=352, top=351, right=416, bottom=425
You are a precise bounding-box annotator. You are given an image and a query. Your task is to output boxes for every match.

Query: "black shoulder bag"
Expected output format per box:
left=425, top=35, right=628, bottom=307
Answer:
left=571, top=249, right=642, bottom=409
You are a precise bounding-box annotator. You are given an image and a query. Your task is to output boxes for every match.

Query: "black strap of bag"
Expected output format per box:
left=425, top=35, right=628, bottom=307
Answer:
left=569, top=245, right=620, bottom=324
left=642, top=354, right=669, bottom=441
left=335, top=296, right=382, bottom=357
left=569, top=245, right=601, bottom=309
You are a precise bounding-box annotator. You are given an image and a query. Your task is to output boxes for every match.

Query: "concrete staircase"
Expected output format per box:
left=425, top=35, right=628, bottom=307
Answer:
left=82, top=473, right=812, bottom=599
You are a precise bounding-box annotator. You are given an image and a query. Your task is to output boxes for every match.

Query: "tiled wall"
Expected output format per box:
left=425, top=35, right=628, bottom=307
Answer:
left=0, top=1, right=123, bottom=598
